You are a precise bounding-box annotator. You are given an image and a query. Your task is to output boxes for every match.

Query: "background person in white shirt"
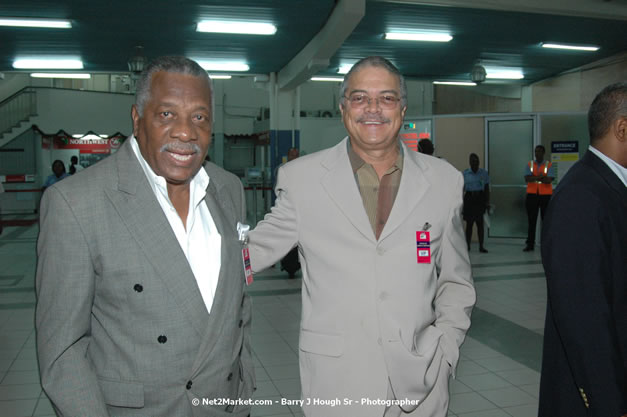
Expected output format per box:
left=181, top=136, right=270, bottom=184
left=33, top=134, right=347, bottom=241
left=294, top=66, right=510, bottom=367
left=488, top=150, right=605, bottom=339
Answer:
left=36, top=56, right=254, bottom=417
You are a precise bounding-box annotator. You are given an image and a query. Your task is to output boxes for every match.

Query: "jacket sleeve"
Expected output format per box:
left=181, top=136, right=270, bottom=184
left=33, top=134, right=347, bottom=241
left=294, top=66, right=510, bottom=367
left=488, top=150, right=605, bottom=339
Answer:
left=35, top=186, right=110, bottom=417
left=248, top=164, right=299, bottom=273
left=542, top=188, right=627, bottom=416
left=434, top=172, right=476, bottom=375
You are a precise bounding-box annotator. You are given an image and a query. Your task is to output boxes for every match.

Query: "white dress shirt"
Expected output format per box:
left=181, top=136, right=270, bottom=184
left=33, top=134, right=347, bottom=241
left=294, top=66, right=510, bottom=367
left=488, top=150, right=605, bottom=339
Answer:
left=130, top=136, right=221, bottom=313
left=589, top=146, right=627, bottom=187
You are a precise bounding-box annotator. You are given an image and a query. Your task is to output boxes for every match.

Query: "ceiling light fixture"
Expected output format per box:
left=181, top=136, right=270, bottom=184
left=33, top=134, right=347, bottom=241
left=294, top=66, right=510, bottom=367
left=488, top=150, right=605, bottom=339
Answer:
left=196, top=20, right=277, bottom=35
left=31, top=73, right=91, bottom=79
left=13, top=58, right=83, bottom=69
left=311, top=77, right=343, bottom=82
left=385, top=32, right=452, bottom=42
left=541, top=43, right=599, bottom=52
left=433, top=81, right=476, bottom=86
left=208, top=74, right=232, bottom=79
left=195, top=61, right=249, bottom=72
left=0, top=18, right=72, bottom=29
left=337, top=64, right=354, bottom=74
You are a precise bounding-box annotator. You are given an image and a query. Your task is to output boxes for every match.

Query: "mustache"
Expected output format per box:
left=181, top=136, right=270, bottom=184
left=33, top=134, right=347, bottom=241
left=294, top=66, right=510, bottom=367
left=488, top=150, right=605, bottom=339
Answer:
left=159, top=142, right=201, bottom=154
left=356, top=116, right=390, bottom=123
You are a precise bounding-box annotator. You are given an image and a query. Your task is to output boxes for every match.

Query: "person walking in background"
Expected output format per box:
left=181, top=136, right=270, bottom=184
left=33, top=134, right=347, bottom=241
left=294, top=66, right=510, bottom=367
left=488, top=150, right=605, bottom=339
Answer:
left=523, top=145, right=554, bottom=251
left=417, top=138, right=434, bottom=155
left=539, top=82, right=627, bottom=417
left=68, top=155, right=84, bottom=175
left=462, top=153, right=490, bottom=253
left=42, top=160, right=69, bottom=190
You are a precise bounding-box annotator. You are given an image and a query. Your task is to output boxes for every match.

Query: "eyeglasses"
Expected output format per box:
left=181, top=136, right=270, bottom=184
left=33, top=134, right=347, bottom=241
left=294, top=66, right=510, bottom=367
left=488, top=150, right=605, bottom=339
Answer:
left=344, top=93, right=402, bottom=110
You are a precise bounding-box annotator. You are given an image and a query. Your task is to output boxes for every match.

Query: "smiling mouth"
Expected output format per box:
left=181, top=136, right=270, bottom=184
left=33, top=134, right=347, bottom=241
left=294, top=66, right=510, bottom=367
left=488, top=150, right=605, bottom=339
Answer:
left=169, top=152, right=194, bottom=162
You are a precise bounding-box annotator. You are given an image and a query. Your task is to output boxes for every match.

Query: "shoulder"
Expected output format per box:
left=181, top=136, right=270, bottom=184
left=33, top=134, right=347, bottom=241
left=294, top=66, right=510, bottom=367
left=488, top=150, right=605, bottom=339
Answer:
left=203, top=162, right=243, bottom=191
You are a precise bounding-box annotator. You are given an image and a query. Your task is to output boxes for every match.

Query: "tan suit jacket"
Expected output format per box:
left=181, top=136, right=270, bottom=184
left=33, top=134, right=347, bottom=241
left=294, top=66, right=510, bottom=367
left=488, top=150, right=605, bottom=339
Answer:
left=249, top=138, right=475, bottom=416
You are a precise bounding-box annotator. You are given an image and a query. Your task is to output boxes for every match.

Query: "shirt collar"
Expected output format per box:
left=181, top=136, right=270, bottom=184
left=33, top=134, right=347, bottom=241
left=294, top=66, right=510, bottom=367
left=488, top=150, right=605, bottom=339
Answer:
left=589, top=145, right=627, bottom=187
left=347, top=140, right=404, bottom=174
left=129, top=135, right=210, bottom=206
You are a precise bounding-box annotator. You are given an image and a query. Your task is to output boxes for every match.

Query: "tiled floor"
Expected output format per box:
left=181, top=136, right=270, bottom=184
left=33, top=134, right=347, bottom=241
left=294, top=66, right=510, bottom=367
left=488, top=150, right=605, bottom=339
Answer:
left=0, top=219, right=546, bottom=417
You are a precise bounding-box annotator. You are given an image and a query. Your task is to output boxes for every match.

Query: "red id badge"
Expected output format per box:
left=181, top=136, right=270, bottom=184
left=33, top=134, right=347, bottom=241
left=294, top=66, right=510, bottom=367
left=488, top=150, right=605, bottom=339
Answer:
left=242, top=247, right=254, bottom=285
left=416, top=231, right=431, bottom=264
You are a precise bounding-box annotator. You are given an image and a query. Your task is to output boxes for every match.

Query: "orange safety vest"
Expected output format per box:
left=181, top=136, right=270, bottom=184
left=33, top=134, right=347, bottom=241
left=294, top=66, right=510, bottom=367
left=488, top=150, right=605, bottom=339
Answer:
left=526, top=160, right=553, bottom=195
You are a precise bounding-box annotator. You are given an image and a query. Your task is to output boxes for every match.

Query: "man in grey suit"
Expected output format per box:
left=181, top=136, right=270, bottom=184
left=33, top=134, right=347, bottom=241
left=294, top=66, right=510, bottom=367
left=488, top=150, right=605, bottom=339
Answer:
left=36, top=56, right=254, bottom=417
left=249, top=56, right=475, bottom=417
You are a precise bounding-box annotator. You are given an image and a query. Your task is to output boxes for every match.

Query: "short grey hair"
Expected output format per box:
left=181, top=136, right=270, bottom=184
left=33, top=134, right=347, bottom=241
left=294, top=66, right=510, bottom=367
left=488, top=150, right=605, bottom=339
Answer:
left=588, top=81, right=627, bottom=144
left=135, top=56, right=213, bottom=117
left=340, top=56, right=407, bottom=109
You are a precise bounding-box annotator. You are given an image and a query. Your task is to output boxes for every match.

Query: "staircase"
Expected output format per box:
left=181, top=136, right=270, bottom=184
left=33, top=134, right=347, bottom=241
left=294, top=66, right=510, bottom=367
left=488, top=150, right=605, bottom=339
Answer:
left=0, top=87, right=38, bottom=148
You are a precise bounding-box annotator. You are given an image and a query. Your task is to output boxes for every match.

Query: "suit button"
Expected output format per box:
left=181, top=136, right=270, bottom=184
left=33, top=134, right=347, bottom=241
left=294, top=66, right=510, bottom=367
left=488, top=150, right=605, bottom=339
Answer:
left=134, top=284, right=143, bottom=292
left=376, top=247, right=385, bottom=255
left=186, top=380, right=192, bottom=390
left=227, top=372, right=233, bottom=381
left=377, top=337, right=382, bottom=346
left=238, top=319, right=243, bottom=328
left=158, top=335, right=167, bottom=344
left=379, top=292, right=388, bottom=301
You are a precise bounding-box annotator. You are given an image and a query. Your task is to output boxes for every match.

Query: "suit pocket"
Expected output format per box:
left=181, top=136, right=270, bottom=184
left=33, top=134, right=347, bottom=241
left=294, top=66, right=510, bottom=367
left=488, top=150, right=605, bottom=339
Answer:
left=299, top=328, right=343, bottom=357
left=402, top=325, right=443, bottom=356
left=98, top=377, right=144, bottom=408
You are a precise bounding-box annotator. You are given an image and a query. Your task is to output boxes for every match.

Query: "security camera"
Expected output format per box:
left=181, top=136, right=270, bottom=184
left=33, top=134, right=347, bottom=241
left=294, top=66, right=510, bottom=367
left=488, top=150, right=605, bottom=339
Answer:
left=471, top=65, right=486, bottom=83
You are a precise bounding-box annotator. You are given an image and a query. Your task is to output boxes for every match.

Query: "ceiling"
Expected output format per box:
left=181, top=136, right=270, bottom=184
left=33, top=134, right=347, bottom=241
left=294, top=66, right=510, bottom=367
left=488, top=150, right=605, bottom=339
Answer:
left=1, top=0, right=626, bottom=87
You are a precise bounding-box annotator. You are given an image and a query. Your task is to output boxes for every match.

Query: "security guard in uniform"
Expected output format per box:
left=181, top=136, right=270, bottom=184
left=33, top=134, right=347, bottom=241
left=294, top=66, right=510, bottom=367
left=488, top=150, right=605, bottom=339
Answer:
left=523, top=145, right=554, bottom=251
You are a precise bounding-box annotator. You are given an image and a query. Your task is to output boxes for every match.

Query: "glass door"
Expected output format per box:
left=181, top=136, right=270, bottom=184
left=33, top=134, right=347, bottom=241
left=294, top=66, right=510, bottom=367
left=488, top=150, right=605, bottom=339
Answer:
left=486, top=117, right=535, bottom=238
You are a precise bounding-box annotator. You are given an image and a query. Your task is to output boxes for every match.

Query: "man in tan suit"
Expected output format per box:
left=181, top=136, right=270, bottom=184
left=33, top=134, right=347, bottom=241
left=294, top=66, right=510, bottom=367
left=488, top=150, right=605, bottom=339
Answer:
left=249, top=56, right=475, bottom=417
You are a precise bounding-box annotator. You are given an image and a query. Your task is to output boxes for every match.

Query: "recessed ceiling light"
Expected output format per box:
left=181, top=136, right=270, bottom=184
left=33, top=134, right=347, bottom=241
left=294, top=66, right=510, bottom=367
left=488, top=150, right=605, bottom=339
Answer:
left=433, top=81, right=476, bottom=86
left=311, top=77, right=343, bottom=82
left=31, top=73, right=90, bottom=79
left=0, top=18, right=71, bottom=29
left=195, top=61, right=249, bottom=72
left=208, top=74, right=232, bottom=79
left=196, top=20, right=276, bottom=35
left=13, top=58, right=83, bottom=69
left=541, top=43, right=599, bottom=52
left=385, top=32, right=452, bottom=42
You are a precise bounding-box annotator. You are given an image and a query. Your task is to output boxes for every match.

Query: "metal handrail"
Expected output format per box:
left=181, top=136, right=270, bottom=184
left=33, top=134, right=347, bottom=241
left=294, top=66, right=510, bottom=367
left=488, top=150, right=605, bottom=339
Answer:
left=0, top=87, right=37, bottom=137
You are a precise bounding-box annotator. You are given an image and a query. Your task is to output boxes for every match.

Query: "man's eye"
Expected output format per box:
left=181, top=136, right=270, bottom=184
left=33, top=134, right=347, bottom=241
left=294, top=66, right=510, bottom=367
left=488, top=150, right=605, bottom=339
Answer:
left=161, top=111, right=171, bottom=117
left=193, top=114, right=206, bottom=121
left=351, top=95, right=366, bottom=103
left=381, top=95, right=397, bottom=103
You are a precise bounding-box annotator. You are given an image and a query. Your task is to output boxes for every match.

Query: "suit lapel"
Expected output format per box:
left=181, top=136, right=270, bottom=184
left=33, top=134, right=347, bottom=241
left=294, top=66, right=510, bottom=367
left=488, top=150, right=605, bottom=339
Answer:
left=105, top=140, right=209, bottom=337
left=585, top=151, right=627, bottom=205
left=190, top=175, right=244, bottom=374
left=320, top=138, right=377, bottom=243
left=378, top=144, right=431, bottom=241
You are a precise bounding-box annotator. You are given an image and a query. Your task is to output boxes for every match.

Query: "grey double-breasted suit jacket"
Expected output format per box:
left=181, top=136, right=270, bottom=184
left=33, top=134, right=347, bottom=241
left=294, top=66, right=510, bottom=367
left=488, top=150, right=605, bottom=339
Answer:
left=35, top=139, right=254, bottom=417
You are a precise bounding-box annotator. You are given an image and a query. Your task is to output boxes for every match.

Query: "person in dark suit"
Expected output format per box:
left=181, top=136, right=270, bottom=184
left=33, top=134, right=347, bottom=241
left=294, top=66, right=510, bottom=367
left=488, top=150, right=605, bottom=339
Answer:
left=36, top=56, right=254, bottom=417
left=539, top=81, right=627, bottom=417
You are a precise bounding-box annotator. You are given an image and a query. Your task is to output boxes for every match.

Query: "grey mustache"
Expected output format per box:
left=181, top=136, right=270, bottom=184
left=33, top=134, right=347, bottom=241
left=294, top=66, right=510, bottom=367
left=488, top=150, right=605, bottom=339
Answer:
left=160, top=142, right=201, bottom=153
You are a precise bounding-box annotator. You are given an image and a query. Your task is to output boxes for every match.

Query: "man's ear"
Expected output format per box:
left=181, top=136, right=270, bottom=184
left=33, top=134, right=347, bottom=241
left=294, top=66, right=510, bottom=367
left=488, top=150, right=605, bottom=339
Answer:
left=131, top=105, right=140, bottom=137
left=614, top=115, right=627, bottom=142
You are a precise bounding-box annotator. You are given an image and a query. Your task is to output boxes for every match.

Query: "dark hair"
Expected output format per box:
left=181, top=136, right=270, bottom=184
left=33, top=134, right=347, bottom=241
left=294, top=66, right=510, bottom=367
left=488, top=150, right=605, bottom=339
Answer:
left=52, top=159, right=66, bottom=173
left=135, top=56, right=212, bottom=117
left=340, top=56, right=407, bottom=109
left=535, top=145, right=546, bottom=152
left=469, top=153, right=479, bottom=160
left=418, top=139, right=434, bottom=155
left=588, top=82, right=627, bottom=144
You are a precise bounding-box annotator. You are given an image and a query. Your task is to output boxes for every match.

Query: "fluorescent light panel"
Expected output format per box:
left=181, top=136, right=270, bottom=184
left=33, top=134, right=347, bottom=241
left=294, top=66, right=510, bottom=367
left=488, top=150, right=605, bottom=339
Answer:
left=311, top=77, right=343, bottom=82
left=385, top=32, right=452, bottom=42
left=197, top=20, right=276, bottom=35
left=31, top=73, right=90, bottom=79
left=542, top=43, right=599, bottom=51
left=208, top=74, right=232, bottom=79
left=0, top=18, right=71, bottom=29
left=433, top=81, right=476, bottom=86
left=195, top=61, right=249, bottom=72
left=14, top=58, right=83, bottom=69
left=338, top=64, right=354, bottom=74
